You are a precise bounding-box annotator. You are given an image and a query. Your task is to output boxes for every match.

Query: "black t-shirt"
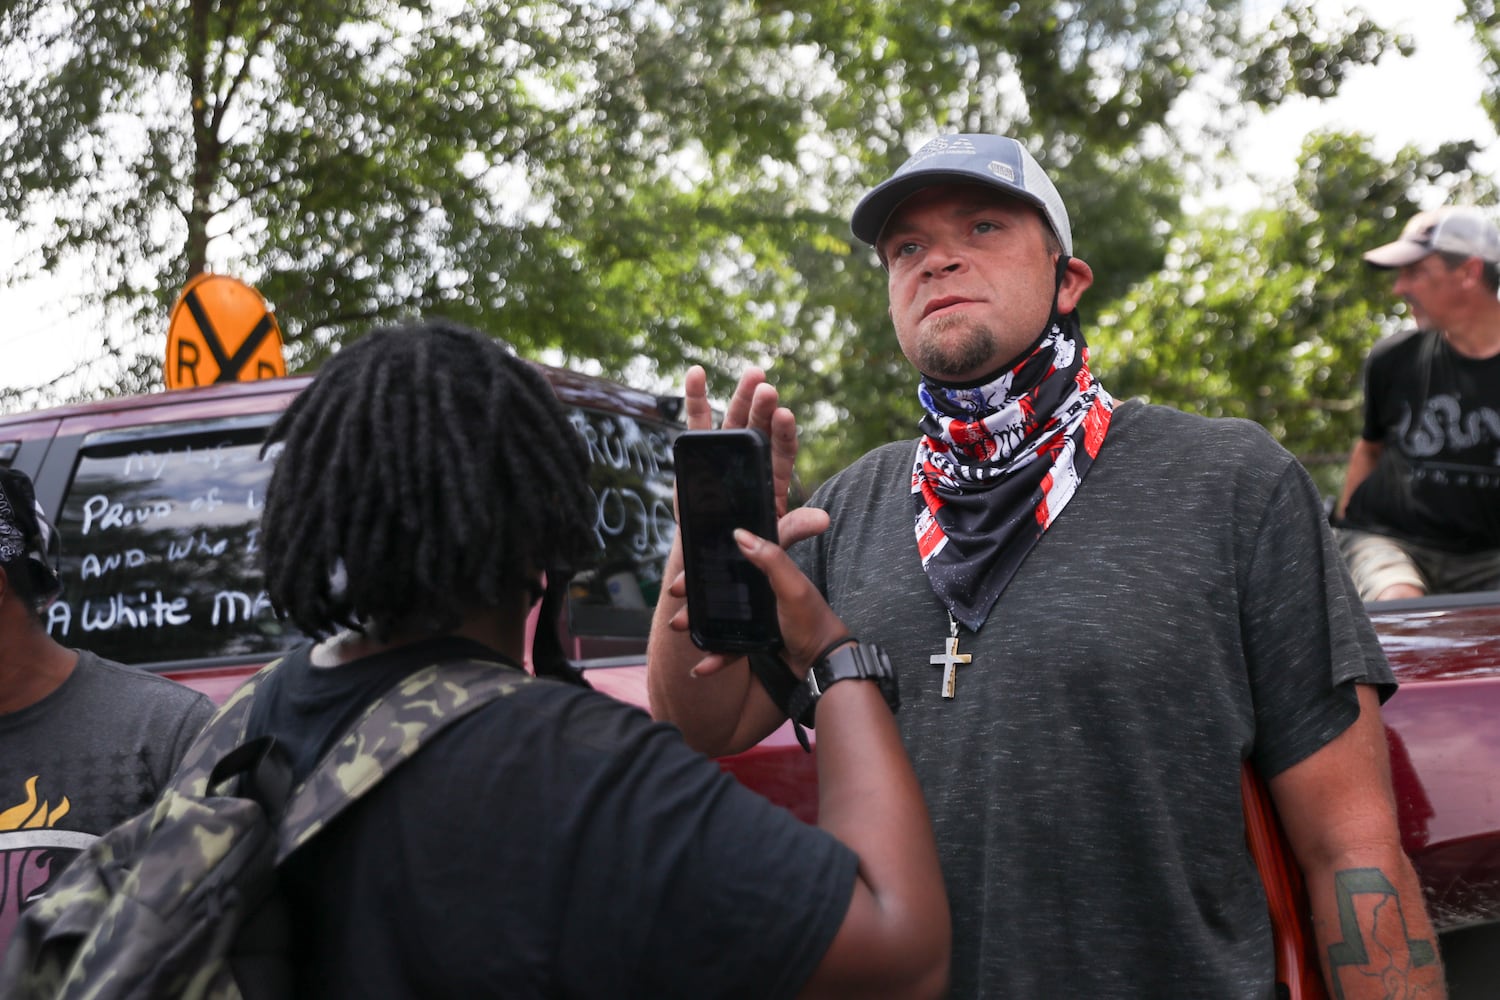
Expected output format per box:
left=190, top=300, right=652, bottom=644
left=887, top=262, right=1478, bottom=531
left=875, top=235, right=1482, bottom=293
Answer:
left=249, top=638, right=856, bottom=999
left=1344, top=327, right=1500, bottom=550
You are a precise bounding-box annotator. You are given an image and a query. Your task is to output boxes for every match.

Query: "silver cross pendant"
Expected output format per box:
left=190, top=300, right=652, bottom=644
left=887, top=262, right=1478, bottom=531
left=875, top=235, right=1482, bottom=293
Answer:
left=930, top=614, right=971, bottom=699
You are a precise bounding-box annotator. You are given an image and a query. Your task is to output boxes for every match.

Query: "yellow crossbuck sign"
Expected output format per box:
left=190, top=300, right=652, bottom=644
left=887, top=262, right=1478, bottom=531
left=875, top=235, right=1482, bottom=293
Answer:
left=165, top=274, right=285, bottom=390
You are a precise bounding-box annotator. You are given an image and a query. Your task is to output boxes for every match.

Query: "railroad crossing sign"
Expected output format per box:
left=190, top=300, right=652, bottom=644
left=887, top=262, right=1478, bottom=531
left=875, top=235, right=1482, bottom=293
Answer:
left=165, top=274, right=285, bottom=389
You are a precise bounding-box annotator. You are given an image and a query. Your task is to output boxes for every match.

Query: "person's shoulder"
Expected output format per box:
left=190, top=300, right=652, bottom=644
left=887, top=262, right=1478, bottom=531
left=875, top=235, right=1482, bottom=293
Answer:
left=471, top=673, right=662, bottom=752
left=1108, top=398, right=1289, bottom=462
left=426, top=676, right=729, bottom=797
left=1104, top=400, right=1306, bottom=509
left=841, top=439, right=918, bottom=474
left=74, top=649, right=214, bottom=714
left=1367, top=327, right=1426, bottom=363
left=1102, top=401, right=1318, bottom=524
left=809, top=439, right=916, bottom=501
left=74, top=648, right=177, bottom=688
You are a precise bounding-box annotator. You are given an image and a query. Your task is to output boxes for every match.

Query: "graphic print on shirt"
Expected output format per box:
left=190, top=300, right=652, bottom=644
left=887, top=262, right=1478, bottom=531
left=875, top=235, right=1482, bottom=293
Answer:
left=0, top=776, right=95, bottom=953
left=1397, top=393, right=1500, bottom=490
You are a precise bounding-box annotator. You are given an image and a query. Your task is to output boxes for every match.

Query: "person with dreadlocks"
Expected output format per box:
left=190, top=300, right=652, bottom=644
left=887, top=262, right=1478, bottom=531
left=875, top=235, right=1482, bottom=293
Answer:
left=0, top=468, right=212, bottom=961
left=648, top=135, right=1444, bottom=998
left=244, top=319, right=949, bottom=999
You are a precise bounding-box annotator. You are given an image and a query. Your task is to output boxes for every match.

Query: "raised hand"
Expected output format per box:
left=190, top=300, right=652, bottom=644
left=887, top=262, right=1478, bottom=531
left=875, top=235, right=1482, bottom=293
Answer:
left=682, top=365, right=798, bottom=518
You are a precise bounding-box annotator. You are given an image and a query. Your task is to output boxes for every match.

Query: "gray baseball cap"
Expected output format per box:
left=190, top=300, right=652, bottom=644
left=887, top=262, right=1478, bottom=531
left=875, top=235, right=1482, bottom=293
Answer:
left=1363, top=207, right=1500, bottom=269
left=851, top=134, right=1072, bottom=255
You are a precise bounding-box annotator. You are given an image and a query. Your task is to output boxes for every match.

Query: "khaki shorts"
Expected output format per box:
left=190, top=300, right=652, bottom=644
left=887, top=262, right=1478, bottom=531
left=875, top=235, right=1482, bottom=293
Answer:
left=1337, top=528, right=1500, bottom=602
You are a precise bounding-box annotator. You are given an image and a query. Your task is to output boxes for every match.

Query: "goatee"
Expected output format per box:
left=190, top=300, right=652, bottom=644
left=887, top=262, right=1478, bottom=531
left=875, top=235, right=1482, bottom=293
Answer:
left=914, top=316, right=999, bottom=382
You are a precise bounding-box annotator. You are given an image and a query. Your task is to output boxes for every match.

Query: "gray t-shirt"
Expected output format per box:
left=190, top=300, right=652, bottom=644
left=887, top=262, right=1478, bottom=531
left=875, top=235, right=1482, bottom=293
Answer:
left=793, top=399, right=1393, bottom=999
left=0, top=650, right=214, bottom=956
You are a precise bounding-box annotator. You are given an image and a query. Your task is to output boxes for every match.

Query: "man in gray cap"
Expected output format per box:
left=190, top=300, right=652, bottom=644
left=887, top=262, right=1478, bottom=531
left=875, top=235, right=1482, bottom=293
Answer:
left=0, top=468, right=213, bottom=962
left=649, top=133, right=1442, bottom=998
left=1335, top=206, right=1500, bottom=601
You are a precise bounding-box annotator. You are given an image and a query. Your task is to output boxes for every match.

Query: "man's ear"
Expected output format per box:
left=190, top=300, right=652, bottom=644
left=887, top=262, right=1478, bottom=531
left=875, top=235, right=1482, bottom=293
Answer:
left=1056, top=256, right=1094, bottom=314
left=1463, top=256, right=1485, bottom=288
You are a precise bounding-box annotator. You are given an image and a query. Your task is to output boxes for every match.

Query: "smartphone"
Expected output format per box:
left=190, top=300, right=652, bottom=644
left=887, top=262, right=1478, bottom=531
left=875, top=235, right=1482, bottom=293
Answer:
left=672, top=428, right=783, bottom=652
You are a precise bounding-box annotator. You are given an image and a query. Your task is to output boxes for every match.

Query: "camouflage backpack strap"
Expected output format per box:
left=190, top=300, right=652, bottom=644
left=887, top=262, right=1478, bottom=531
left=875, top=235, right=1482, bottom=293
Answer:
left=169, top=658, right=286, bottom=796
left=275, top=657, right=534, bottom=861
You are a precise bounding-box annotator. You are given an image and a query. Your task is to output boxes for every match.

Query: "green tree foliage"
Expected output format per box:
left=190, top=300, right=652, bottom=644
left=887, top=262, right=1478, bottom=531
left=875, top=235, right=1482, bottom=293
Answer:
left=0, top=0, right=1410, bottom=487
left=707, top=0, right=1414, bottom=484
left=1238, top=0, right=1411, bottom=106
left=1091, top=133, right=1497, bottom=496
left=1462, top=0, right=1500, bottom=128
left=0, top=0, right=827, bottom=388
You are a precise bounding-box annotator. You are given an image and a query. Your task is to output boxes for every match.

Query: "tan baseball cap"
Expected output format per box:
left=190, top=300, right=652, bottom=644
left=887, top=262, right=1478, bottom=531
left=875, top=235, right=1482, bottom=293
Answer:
left=1363, top=207, right=1500, bottom=269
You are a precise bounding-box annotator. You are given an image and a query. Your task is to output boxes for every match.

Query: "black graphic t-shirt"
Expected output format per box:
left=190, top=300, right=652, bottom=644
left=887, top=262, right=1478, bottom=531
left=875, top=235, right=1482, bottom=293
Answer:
left=1345, top=328, right=1500, bottom=550
left=0, top=651, right=213, bottom=960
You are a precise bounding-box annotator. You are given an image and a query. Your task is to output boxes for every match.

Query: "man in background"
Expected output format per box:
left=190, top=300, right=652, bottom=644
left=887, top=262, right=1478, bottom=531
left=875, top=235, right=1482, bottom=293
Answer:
left=0, top=468, right=213, bottom=958
left=1336, top=206, right=1500, bottom=601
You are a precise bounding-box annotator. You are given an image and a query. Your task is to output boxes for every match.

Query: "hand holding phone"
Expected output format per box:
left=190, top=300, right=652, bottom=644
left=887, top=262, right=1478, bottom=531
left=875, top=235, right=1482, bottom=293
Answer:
left=673, top=429, right=782, bottom=652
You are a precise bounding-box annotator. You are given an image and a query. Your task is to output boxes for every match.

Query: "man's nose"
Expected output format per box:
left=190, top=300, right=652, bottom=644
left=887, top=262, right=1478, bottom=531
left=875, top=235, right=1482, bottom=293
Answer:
left=924, top=243, right=966, bottom=276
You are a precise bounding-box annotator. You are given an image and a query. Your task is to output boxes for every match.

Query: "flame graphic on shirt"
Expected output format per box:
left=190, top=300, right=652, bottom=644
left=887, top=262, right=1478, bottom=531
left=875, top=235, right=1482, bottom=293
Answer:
left=1, top=776, right=78, bottom=960
left=1, top=777, right=71, bottom=831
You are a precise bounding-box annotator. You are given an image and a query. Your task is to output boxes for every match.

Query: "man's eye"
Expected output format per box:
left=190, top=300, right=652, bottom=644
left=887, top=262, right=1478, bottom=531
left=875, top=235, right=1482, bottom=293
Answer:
left=895, top=242, right=920, bottom=257
left=973, top=221, right=998, bottom=234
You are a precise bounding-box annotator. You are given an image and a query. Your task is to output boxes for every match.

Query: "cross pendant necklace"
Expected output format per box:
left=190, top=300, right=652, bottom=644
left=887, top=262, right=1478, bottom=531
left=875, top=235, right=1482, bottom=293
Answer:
left=930, top=612, right=972, bottom=699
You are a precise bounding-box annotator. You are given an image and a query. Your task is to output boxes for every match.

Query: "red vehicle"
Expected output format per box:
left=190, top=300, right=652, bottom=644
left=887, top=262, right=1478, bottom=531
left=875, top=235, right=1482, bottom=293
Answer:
left=2, top=374, right=1495, bottom=995
left=1362, top=594, right=1500, bottom=995
left=0, top=371, right=814, bottom=810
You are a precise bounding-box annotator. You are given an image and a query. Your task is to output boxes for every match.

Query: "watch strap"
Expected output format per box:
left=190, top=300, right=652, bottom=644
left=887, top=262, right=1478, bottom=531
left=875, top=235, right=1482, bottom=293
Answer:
left=746, top=651, right=811, bottom=753
left=747, top=650, right=800, bottom=715
left=787, top=641, right=899, bottom=728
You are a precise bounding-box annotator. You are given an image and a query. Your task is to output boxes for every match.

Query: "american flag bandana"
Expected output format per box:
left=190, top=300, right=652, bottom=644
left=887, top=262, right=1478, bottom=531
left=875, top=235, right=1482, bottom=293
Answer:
left=912, top=309, right=1113, bottom=631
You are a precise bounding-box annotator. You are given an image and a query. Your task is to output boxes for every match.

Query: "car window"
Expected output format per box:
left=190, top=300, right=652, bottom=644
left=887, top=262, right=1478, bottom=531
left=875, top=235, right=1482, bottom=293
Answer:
left=565, top=407, right=678, bottom=641
left=42, top=404, right=678, bottom=666
left=45, top=421, right=293, bottom=664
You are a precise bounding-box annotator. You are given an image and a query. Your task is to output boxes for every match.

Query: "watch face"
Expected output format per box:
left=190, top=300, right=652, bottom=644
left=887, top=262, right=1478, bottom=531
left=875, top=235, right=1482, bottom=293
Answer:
left=789, top=642, right=900, bottom=727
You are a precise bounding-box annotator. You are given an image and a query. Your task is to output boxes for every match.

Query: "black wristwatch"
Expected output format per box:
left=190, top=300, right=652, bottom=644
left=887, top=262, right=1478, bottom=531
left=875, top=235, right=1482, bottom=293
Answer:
left=785, top=641, right=899, bottom=728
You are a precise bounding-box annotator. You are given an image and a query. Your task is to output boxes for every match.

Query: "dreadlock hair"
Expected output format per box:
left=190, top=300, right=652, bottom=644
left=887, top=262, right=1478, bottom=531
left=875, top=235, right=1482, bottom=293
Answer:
left=258, top=319, right=599, bottom=642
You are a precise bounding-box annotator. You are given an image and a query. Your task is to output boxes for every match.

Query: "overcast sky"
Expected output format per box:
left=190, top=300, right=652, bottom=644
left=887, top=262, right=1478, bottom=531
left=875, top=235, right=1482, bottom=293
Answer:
left=2, top=0, right=1495, bottom=398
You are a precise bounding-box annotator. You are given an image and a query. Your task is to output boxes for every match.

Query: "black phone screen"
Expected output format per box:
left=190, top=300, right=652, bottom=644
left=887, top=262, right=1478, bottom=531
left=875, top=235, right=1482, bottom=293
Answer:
left=672, top=429, right=782, bottom=652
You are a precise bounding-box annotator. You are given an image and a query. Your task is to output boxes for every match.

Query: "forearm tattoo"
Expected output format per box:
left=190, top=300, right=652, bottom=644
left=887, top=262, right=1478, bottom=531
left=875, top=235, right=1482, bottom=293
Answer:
left=1326, top=867, right=1441, bottom=999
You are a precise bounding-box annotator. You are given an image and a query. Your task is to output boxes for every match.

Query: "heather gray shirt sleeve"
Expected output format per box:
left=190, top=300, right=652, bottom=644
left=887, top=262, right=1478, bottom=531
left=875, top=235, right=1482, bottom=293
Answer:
left=1239, top=458, right=1393, bottom=778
